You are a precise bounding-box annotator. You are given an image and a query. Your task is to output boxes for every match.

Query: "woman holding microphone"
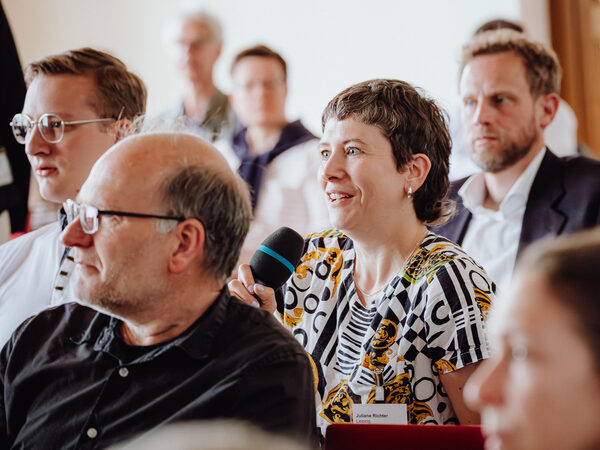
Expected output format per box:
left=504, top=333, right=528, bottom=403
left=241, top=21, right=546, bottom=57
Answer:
left=229, top=79, right=493, bottom=435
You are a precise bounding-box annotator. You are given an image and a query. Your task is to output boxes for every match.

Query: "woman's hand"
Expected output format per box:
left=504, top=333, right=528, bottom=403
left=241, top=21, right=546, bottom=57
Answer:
left=227, top=264, right=277, bottom=313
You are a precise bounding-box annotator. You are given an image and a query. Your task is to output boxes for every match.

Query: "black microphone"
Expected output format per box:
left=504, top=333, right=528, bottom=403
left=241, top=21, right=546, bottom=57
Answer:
left=249, top=227, right=305, bottom=304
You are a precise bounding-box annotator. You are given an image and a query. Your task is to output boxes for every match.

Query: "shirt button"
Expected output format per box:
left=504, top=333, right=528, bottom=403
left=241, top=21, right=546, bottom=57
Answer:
left=87, top=427, right=98, bottom=439
left=118, top=367, right=129, bottom=378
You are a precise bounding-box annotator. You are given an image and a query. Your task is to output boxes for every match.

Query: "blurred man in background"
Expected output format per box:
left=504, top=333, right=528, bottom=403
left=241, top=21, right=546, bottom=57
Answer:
left=448, top=19, right=579, bottom=180
left=435, top=29, right=600, bottom=292
left=217, top=44, right=329, bottom=264
left=161, top=8, right=236, bottom=142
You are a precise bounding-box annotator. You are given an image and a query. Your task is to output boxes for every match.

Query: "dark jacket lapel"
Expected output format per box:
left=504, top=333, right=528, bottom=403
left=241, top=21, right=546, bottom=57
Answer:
left=518, top=149, right=567, bottom=256
left=433, top=177, right=473, bottom=245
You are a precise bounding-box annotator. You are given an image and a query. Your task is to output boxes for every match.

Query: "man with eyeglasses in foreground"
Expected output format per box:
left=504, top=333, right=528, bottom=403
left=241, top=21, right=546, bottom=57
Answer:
left=0, top=132, right=317, bottom=448
left=0, top=47, right=146, bottom=348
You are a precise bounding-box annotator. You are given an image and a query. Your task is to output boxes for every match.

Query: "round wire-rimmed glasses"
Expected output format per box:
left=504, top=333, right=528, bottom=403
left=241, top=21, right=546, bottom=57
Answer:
left=63, top=199, right=186, bottom=235
left=9, top=113, right=116, bottom=144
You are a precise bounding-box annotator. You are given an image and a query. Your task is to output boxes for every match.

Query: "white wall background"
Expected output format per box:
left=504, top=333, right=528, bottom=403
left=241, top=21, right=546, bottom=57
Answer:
left=3, top=0, right=522, bottom=135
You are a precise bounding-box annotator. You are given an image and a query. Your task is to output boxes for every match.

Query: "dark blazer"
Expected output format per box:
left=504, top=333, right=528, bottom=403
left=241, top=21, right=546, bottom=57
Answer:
left=434, top=149, right=600, bottom=258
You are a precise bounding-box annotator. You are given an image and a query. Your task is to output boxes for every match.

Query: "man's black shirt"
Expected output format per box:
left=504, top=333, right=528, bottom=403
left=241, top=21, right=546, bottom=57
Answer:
left=0, top=290, right=317, bottom=449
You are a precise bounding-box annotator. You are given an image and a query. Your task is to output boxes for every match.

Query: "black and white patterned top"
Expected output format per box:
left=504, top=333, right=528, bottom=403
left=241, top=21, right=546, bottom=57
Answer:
left=278, top=229, right=494, bottom=435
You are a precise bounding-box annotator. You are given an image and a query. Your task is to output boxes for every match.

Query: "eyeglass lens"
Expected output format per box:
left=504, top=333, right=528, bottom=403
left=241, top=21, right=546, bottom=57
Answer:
left=64, top=200, right=98, bottom=234
left=39, top=115, right=63, bottom=143
left=81, top=205, right=99, bottom=234
left=11, top=114, right=64, bottom=144
left=11, top=115, right=29, bottom=143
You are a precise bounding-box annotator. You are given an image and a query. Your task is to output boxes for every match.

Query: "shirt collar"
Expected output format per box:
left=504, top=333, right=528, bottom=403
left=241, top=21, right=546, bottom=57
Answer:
left=231, top=119, right=315, bottom=159
left=177, top=89, right=226, bottom=119
left=57, top=207, right=67, bottom=230
left=231, top=120, right=316, bottom=211
left=459, top=147, right=546, bottom=218
left=174, top=288, right=231, bottom=359
left=70, top=288, right=232, bottom=362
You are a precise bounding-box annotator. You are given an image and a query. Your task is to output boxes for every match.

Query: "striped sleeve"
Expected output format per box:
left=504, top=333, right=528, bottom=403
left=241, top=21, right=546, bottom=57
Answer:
left=422, top=259, right=492, bottom=374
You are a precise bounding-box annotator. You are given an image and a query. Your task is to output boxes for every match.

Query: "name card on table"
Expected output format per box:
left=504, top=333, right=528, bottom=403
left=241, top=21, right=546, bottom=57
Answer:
left=352, top=403, right=408, bottom=424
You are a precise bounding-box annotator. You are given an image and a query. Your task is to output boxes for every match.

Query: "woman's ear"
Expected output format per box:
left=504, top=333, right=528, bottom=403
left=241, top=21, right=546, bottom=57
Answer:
left=168, top=218, right=205, bottom=274
left=404, top=153, right=432, bottom=195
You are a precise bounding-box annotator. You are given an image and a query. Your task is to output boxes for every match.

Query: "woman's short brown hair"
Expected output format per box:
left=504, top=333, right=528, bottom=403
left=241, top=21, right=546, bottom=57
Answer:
left=321, top=79, right=452, bottom=225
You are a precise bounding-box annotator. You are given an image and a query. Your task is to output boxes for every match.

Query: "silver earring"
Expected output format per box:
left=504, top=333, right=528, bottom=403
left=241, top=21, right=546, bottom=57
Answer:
left=407, top=187, right=413, bottom=199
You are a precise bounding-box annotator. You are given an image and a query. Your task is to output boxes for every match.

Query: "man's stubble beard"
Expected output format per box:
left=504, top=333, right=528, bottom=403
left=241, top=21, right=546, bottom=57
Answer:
left=468, top=118, right=538, bottom=173
left=74, top=260, right=170, bottom=319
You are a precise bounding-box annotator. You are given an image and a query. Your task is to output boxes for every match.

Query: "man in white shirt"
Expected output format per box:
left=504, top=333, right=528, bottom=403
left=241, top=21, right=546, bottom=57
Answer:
left=0, top=48, right=146, bottom=347
left=215, top=45, right=329, bottom=265
left=448, top=19, right=579, bottom=181
left=435, top=29, right=600, bottom=292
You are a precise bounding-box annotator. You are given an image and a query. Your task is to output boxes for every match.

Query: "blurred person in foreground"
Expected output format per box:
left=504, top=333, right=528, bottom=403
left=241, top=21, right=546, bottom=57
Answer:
left=465, top=227, right=600, bottom=450
left=217, top=44, right=329, bottom=265
left=0, top=133, right=317, bottom=448
left=161, top=7, right=236, bottom=142
left=110, top=419, right=313, bottom=450
left=0, top=47, right=146, bottom=347
left=229, top=79, right=494, bottom=436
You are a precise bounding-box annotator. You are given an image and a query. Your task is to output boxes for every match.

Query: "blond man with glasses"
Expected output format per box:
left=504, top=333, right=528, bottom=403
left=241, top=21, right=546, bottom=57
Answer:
left=0, top=48, right=146, bottom=348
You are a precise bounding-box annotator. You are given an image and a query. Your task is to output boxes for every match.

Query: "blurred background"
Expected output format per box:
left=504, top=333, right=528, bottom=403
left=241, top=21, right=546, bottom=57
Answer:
left=3, top=0, right=598, bottom=155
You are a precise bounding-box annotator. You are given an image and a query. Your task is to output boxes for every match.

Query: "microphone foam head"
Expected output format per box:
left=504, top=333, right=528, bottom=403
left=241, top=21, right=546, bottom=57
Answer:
left=249, top=226, right=304, bottom=290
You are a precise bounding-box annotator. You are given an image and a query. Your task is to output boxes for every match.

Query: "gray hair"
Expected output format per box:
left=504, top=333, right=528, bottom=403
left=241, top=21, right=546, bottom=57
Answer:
left=160, top=163, right=251, bottom=281
left=162, top=7, right=223, bottom=46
